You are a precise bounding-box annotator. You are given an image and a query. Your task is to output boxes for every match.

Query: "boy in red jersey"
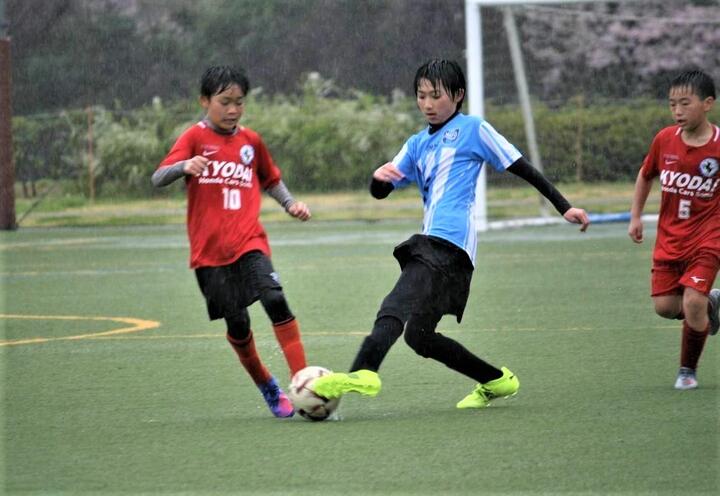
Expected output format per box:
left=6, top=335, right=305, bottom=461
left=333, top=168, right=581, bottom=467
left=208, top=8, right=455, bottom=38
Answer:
left=152, top=65, right=311, bottom=417
left=629, top=70, right=720, bottom=390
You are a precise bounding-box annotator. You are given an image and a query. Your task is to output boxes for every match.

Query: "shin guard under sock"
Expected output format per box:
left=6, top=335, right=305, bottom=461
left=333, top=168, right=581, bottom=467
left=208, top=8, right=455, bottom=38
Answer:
left=227, top=331, right=272, bottom=385
left=272, top=318, right=307, bottom=377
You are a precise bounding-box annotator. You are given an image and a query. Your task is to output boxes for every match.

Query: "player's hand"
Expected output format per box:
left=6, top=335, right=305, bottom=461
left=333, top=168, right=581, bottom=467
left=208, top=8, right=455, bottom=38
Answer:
left=373, top=162, right=404, bottom=183
left=628, top=217, right=643, bottom=243
left=184, top=155, right=210, bottom=177
left=288, top=201, right=311, bottom=221
left=563, top=207, right=590, bottom=232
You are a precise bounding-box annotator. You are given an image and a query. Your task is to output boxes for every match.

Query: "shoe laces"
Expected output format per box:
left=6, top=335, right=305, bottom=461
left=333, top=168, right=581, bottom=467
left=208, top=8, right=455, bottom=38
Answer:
left=678, top=368, right=696, bottom=382
left=475, top=385, right=492, bottom=400
left=259, top=379, right=281, bottom=407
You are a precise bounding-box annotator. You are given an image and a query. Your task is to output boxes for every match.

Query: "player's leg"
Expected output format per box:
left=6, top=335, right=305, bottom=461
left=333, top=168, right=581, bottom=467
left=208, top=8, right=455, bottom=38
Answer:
left=311, top=316, right=403, bottom=399
left=225, top=311, right=294, bottom=417
left=226, top=309, right=268, bottom=383
left=709, top=288, right=720, bottom=336
left=651, top=261, right=685, bottom=320
left=650, top=261, right=695, bottom=389
left=312, top=264, right=427, bottom=399
left=673, top=254, right=719, bottom=390
left=242, top=251, right=307, bottom=378
left=674, top=288, right=710, bottom=390
left=350, top=316, right=404, bottom=372
left=401, top=311, right=518, bottom=408
left=259, top=286, right=307, bottom=377
left=652, top=295, right=684, bottom=320
left=651, top=292, right=700, bottom=389
left=196, top=263, right=292, bottom=417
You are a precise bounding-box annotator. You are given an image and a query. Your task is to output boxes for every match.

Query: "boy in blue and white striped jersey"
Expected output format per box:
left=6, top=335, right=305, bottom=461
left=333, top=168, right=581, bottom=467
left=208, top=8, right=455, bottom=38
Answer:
left=314, top=59, right=590, bottom=410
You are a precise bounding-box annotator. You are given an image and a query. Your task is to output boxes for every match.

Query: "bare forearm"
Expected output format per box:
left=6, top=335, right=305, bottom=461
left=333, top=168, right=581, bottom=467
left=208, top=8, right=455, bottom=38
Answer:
left=630, top=171, right=653, bottom=218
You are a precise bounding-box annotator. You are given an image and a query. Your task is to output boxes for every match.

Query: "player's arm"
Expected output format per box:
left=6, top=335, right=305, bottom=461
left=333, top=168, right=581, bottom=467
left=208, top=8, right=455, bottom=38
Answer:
left=266, top=180, right=311, bottom=221
left=151, top=156, right=209, bottom=187
left=507, top=157, right=589, bottom=231
left=370, top=141, right=415, bottom=199
left=628, top=169, right=653, bottom=244
left=370, top=162, right=405, bottom=199
left=254, top=134, right=310, bottom=221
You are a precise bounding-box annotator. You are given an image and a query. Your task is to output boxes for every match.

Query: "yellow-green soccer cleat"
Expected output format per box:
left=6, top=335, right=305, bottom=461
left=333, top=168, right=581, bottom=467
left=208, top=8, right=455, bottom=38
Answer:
left=456, top=367, right=519, bottom=409
left=311, top=369, right=382, bottom=399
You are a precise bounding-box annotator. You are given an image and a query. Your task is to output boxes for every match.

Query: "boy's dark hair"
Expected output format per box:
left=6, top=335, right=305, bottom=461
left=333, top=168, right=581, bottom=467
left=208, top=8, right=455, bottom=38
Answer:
left=414, top=59, right=466, bottom=110
left=200, top=65, right=250, bottom=98
left=670, top=70, right=716, bottom=100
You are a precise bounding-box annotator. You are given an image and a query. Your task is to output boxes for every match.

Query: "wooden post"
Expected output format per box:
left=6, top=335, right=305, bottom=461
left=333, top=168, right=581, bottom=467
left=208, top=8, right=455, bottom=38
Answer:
left=0, top=36, right=16, bottom=230
left=574, top=93, right=584, bottom=183
left=86, top=106, right=95, bottom=202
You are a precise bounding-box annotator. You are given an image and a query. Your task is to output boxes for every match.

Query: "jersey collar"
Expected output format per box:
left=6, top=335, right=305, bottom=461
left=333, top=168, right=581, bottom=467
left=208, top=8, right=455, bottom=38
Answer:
left=203, top=118, right=238, bottom=136
left=428, top=111, right=460, bottom=135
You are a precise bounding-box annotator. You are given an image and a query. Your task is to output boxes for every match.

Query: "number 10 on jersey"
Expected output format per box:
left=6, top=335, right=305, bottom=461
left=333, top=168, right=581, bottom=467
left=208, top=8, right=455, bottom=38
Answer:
left=222, top=188, right=242, bottom=210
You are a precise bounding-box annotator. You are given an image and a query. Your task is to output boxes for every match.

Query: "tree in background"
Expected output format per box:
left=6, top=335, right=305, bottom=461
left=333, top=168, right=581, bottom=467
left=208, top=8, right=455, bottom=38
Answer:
left=517, top=0, right=720, bottom=102
left=8, top=0, right=464, bottom=114
left=8, top=0, right=720, bottom=115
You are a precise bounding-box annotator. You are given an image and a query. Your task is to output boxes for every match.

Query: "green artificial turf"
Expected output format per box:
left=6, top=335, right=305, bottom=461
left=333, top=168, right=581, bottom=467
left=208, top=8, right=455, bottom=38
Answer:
left=2, top=221, right=718, bottom=495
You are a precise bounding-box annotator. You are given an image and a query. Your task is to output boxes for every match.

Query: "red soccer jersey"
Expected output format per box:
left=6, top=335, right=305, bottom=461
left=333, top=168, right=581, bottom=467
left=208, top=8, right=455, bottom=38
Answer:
left=640, top=125, right=720, bottom=262
left=158, top=121, right=282, bottom=268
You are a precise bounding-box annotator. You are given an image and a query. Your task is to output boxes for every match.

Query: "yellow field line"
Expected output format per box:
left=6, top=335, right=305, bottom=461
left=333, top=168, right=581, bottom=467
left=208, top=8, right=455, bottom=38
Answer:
left=0, top=314, right=679, bottom=347
left=0, top=314, right=160, bottom=347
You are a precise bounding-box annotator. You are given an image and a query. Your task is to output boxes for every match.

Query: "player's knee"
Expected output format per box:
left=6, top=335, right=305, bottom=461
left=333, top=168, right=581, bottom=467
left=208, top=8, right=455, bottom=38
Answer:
left=654, top=305, right=678, bottom=319
left=260, top=288, right=293, bottom=323
left=403, top=319, right=434, bottom=358
left=226, top=309, right=251, bottom=341
left=683, top=291, right=707, bottom=314
left=653, top=299, right=681, bottom=320
left=682, top=293, right=710, bottom=329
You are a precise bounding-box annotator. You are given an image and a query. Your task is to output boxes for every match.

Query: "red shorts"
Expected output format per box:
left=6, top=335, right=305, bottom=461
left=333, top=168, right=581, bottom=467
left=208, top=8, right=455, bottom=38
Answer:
left=651, top=250, right=720, bottom=297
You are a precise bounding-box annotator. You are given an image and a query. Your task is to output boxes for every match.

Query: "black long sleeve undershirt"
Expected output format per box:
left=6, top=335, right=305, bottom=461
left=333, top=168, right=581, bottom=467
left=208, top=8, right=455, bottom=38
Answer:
left=370, top=177, right=395, bottom=199
left=369, top=156, right=572, bottom=215
left=507, top=157, right=571, bottom=215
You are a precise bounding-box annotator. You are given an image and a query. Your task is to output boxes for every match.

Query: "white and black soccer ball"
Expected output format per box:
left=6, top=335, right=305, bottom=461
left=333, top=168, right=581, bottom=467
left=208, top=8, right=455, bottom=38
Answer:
left=288, top=366, right=340, bottom=421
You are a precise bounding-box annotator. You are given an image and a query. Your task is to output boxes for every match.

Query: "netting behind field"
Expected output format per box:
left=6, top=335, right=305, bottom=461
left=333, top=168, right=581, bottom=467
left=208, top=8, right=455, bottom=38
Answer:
left=11, top=1, right=720, bottom=216
left=478, top=0, right=720, bottom=189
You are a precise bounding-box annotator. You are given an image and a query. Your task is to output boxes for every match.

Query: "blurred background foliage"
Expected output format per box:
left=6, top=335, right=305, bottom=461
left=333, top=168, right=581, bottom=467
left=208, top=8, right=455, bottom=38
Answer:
left=7, top=0, right=720, bottom=198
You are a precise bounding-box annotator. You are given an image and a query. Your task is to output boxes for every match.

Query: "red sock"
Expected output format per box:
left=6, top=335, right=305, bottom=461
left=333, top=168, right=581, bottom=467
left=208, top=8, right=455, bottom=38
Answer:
left=273, top=318, right=307, bottom=377
left=227, top=331, right=272, bottom=385
left=680, top=321, right=709, bottom=370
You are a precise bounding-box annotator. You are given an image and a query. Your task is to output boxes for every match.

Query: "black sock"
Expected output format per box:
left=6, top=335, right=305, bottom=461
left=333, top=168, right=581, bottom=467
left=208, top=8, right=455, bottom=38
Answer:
left=350, top=316, right=403, bottom=372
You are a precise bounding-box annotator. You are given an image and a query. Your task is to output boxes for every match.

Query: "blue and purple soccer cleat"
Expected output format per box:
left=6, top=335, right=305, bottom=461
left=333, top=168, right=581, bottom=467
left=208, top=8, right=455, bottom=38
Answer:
left=258, top=377, right=294, bottom=418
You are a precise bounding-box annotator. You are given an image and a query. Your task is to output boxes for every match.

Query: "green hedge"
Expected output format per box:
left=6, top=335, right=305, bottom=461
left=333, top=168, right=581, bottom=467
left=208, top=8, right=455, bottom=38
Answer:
left=14, top=92, right=716, bottom=197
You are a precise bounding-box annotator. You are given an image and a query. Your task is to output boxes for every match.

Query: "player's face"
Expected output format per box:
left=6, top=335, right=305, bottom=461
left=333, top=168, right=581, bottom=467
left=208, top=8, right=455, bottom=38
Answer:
left=669, top=86, right=713, bottom=133
left=201, top=84, right=245, bottom=131
left=416, top=79, right=463, bottom=125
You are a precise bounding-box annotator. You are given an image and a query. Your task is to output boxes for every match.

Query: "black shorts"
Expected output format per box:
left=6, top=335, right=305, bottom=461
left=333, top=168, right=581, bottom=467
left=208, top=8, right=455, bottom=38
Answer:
left=195, top=251, right=282, bottom=320
left=376, top=234, right=474, bottom=323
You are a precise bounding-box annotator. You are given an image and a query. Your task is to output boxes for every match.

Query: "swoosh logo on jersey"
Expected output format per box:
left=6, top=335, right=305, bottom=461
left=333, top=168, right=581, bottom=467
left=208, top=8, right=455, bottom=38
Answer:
left=690, top=276, right=706, bottom=284
left=202, top=149, right=218, bottom=157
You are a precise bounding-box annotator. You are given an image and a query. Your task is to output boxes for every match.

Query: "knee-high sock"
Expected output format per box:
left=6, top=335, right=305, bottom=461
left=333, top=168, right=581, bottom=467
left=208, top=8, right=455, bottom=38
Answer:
left=272, top=318, right=306, bottom=377
left=227, top=331, right=272, bottom=385
left=680, top=321, right=709, bottom=370
left=350, top=316, right=404, bottom=372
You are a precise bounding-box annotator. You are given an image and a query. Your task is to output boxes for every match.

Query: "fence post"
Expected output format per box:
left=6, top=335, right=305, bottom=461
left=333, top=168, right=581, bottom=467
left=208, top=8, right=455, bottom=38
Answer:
left=0, top=35, right=16, bottom=230
left=86, top=106, right=95, bottom=202
left=574, top=93, right=584, bottom=183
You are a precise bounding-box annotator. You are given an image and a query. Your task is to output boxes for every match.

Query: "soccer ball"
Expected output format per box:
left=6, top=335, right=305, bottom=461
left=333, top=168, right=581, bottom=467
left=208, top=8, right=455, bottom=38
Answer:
left=288, top=366, right=340, bottom=421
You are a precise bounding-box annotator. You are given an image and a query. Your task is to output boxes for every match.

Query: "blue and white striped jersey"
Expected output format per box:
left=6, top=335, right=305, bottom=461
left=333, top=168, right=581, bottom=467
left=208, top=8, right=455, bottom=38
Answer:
left=391, top=113, right=522, bottom=265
